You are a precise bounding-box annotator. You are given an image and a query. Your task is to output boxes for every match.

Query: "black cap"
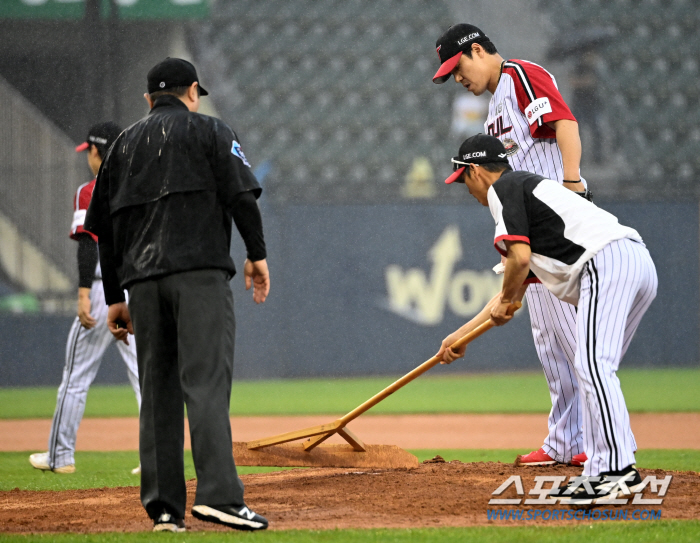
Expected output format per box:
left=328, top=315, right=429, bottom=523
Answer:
left=445, top=134, right=509, bottom=184
left=433, top=24, right=489, bottom=84
left=147, top=57, right=209, bottom=96
left=75, top=121, right=122, bottom=154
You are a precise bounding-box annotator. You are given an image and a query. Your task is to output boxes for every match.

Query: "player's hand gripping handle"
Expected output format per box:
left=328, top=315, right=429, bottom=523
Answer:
left=490, top=298, right=523, bottom=326
left=439, top=302, right=521, bottom=364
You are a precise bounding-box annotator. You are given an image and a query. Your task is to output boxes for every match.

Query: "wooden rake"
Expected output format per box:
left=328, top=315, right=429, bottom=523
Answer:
left=233, top=303, right=522, bottom=468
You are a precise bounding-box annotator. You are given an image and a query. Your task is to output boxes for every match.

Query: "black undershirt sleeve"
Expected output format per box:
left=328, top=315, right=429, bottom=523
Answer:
left=76, top=234, right=98, bottom=289
left=98, top=238, right=126, bottom=305
left=230, top=190, right=267, bottom=262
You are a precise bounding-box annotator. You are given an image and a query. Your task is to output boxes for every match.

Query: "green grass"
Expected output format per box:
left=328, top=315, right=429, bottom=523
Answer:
left=412, top=448, right=525, bottom=465
left=0, top=385, right=142, bottom=419
left=3, top=449, right=697, bottom=492
left=1, top=368, right=698, bottom=419
left=410, top=449, right=700, bottom=472
left=633, top=450, right=700, bottom=472
left=0, top=523, right=699, bottom=542
left=0, top=451, right=291, bottom=492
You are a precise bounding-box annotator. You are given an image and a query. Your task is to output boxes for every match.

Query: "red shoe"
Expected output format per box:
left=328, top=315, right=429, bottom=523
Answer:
left=570, top=452, right=587, bottom=467
left=515, top=448, right=556, bottom=466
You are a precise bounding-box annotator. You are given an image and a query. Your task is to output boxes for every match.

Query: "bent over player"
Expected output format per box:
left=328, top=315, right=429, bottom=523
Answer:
left=438, top=135, right=656, bottom=503
left=433, top=24, right=591, bottom=467
left=85, top=58, right=269, bottom=532
left=29, top=122, right=141, bottom=475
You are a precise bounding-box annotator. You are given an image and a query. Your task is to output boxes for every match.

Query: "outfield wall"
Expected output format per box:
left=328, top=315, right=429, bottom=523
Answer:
left=0, top=201, right=697, bottom=386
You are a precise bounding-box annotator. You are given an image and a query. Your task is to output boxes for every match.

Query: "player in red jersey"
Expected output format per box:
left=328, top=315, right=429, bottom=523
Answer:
left=432, top=24, right=606, bottom=469
left=29, top=122, right=141, bottom=475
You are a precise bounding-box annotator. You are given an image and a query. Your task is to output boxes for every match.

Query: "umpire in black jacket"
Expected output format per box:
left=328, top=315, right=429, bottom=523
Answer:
left=85, top=58, right=270, bottom=532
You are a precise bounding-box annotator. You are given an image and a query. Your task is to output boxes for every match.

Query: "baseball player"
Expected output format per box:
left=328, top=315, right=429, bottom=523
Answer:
left=29, top=122, right=141, bottom=475
left=433, top=24, right=593, bottom=467
left=439, top=134, right=656, bottom=503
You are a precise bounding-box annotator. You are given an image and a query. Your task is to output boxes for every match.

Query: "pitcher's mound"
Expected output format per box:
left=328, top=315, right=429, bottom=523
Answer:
left=1, top=462, right=698, bottom=532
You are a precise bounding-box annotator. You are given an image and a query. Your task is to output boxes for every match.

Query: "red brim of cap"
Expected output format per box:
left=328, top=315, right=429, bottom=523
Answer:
left=75, top=142, right=89, bottom=152
left=445, top=166, right=466, bottom=184
left=432, top=52, right=463, bottom=84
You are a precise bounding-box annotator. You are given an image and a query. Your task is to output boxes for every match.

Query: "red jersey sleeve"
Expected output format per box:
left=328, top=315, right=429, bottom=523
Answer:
left=503, top=60, right=577, bottom=139
left=70, top=179, right=98, bottom=243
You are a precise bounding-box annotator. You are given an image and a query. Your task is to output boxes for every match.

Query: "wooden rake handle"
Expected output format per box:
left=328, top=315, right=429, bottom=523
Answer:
left=338, top=301, right=521, bottom=426
left=246, top=301, right=521, bottom=451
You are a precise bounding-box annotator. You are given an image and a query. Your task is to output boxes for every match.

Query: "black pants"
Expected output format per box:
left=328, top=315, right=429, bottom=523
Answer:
left=129, top=269, right=245, bottom=520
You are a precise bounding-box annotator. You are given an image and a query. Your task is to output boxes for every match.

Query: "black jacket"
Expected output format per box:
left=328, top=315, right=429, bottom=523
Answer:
left=85, top=95, right=264, bottom=304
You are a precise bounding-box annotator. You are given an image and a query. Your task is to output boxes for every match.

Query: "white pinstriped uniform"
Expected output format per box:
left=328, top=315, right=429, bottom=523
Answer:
left=484, top=59, right=586, bottom=462
left=577, top=239, right=656, bottom=475
left=47, top=181, right=140, bottom=470
left=488, top=174, right=656, bottom=476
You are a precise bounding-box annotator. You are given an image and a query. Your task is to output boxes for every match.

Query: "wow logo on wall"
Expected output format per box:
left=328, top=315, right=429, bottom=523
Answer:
left=383, top=226, right=512, bottom=326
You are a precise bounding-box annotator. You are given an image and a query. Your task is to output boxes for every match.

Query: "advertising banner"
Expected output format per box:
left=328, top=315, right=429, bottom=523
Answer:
left=0, top=0, right=207, bottom=20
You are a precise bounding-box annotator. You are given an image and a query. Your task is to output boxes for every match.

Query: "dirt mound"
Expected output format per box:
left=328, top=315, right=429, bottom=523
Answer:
left=2, top=462, right=698, bottom=532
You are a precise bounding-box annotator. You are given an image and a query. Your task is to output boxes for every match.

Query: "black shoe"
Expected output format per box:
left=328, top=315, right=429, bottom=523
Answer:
left=153, top=511, right=186, bottom=532
left=548, top=478, right=575, bottom=498
left=192, top=504, right=268, bottom=531
left=560, top=466, right=643, bottom=506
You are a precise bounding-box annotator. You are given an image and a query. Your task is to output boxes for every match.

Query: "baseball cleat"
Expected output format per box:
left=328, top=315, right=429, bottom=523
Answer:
left=570, top=452, right=588, bottom=467
left=548, top=478, right=575, bottom=498
left=131, top=464, right=141, bottom=475
left=153, top=511, right=186, bottom=532
left=559, top=466, right=644, bottom=507
left=29, top=452, right=75, bottom=474
left=515, top=448, right=556, bottom=466
left=192, top=504, right=268, bottom=531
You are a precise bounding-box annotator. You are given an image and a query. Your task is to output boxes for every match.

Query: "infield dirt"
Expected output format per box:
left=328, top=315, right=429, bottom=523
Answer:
left=3, top=413, right=700, bottom=451
left=1, top=462, right=699, bottom=532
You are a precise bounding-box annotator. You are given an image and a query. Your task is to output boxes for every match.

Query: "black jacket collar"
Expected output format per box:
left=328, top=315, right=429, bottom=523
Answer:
left=150, top=94, right=189, bottom=114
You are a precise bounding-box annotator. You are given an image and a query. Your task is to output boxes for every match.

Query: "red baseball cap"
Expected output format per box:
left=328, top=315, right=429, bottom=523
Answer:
left=444, top=134, right=510, bottom=184
left=433, top=24, right=489, bottom=84
left=75, top=121, right=122, bottom=153
left=444, top=165, right=467, bottom=185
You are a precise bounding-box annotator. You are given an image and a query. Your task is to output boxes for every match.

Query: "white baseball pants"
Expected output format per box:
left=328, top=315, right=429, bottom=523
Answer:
left=525, top=282, right=584, bottom=463
left=576, top=238, right=657, bottom=476
left=47, top=280, right=140, bottom=469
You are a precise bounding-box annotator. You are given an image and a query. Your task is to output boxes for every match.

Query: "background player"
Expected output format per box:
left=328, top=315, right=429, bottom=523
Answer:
left=433, top=24, right=591, bottom=467
left=439, top=134, right=656, bottom=502
left=29, top=122, right=141, bottom=475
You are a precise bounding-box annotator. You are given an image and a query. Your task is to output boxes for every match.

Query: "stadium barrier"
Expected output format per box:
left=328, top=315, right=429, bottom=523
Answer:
left=0, top=200, right=696, bottom=386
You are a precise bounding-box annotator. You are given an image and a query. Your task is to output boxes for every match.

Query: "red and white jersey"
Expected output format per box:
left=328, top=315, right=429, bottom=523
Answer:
left=70, top=179, right=101, bottom=277
left=70, top=179, right=98, bottom=242
left=485, top=59, right=578, bottom=183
